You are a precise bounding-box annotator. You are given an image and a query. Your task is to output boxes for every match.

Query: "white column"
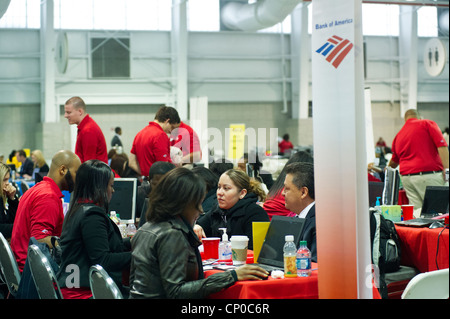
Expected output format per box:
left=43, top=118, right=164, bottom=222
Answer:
left=190, top=96, right=209, bottom=167
left=291, top=3, right=310, bottom=120
left=171, top=0, right=188, bottom=121
left=40, top=0, right=57, bottom=123
left=311, top=0, right=373, bottom=299
left=398, top=5, right=418, bottom=116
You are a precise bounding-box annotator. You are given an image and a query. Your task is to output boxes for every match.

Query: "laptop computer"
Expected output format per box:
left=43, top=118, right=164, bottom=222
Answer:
left=395, top=185, right=449, bottom=227
left=250, top=215, right=306, bottom=272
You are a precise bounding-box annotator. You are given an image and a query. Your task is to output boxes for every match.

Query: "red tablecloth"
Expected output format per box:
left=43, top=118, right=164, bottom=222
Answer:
left=205, top=264, right=381, bottom=299
left=205, top=264, right=319, bottom=299
left=395, top=225, right=449, bottom=273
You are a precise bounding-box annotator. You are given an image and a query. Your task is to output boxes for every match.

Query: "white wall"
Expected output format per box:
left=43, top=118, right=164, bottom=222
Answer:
left=0, top=29, right=448, bottom=160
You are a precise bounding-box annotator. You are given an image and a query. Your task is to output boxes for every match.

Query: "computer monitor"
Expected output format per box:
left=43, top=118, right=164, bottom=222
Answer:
left=382, top=167, right=399, bottom=205
left=109, top=178, right=137, bottom=224
left=368, top=181, right=384, bottom=207
left=420, top=185, right=449, bottom=217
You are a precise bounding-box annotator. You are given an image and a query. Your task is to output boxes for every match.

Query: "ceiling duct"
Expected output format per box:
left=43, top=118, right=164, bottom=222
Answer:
left=221, top=0, right=302, bottom=31
left=0, top=0, right=11, bottom=20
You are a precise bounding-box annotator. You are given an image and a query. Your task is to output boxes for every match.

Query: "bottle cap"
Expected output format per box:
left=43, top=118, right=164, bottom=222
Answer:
left=285, top=235, right=294, bottom=242
left=300, top=240, right=307, bottom=246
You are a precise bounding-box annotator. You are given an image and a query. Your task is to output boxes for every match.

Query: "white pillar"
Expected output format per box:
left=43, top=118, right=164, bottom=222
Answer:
left=399, top=5, right=418, bottom=116
left=291, top=3, right=310, bottom=120
left=190, top=96, right=209, bottom=167
left=172, top=0, right=188, bottom=121
left=40, top=0, right=57, bottom=123
left=312, top=0, right=373, bottom=299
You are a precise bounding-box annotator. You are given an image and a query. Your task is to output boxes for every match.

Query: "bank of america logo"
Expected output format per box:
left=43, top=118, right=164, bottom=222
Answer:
left=316, top=35, right=353, bottom=69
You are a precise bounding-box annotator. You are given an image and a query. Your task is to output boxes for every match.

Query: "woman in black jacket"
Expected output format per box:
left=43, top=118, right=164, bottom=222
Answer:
left=0, top=163, right=19, bottom=239
left=129, top=167, right=268, bottom=299
left=57, top=160, right=131, bottom=299
left=195, top=169, right=269, bottom=250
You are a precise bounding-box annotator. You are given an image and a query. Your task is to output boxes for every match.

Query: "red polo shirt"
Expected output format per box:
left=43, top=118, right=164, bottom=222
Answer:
left=170, top=121, right=202, bottom=157
left=75, top=114, right=108, bottom=163
left=278, top=140, right=294, bottom=154
left=131, top=122, right=171, bottom=177
left=10, top=177, right=65, bottom=271
left=391, top=118, right=447, bottom=175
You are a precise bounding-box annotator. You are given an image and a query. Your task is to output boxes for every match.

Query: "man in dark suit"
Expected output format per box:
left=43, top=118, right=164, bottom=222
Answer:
left=111, top=127, right=123, bottom=148
left=282, top=162, right=317, bottom=262
left=16, top=149, right=34, bottom=179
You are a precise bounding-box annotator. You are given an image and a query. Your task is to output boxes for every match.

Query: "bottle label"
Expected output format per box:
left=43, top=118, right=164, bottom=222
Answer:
left=296, top=257, right=311, bottom=270
left=284, top=256, right=297, bottom=277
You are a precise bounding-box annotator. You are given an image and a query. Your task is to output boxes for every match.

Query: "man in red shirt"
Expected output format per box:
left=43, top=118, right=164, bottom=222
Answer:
left=278, top=134, right=294, bottom=155
left=10, top=150, right=81, bottom=271
left=129, top=106, right=180, bottom=177
left=64, top=96, right=108, bottom=164
left=388, top=109, right=449, bottom=217
left=170, top=121, right=202, bottom=165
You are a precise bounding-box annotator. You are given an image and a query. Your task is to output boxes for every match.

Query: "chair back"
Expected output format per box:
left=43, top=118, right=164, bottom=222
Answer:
left=27, top=244, right=63, bottom=299
left=402, top=268, right=449, bottom=299
left=0, top=233, right=21, bottom=297
left=20, top=181, right=30, bottom=194
left=89, top=264, right=123, bottom=299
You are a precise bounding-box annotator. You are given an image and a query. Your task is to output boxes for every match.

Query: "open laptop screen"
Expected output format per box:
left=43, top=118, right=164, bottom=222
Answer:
left=109, top=178, right=137, bottom=224
left=421, top=185, right=449, bottom=217
left=257, top=215, right=306, bottom=268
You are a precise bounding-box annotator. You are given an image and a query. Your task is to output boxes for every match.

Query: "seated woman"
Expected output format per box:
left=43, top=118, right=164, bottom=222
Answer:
left=263, top=151, right=313, bottom=220
left=129, top=167, right=268, bottom=299
left=0, top=163, right=19, bottom=239
left=194, top=169, right=269, bottom=250
left=57, top=160, right=131, bottom=299
left=30, top=149, right=49, bottom=179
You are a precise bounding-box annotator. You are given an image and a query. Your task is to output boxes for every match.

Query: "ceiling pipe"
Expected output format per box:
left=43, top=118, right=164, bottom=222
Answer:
left=302, top=0, right=449, bottom=7
left=221, top=0, right=448, bottom=32
left=0, top=0, right=11, bottom=20
left=221, top=0, right=302, bottom=31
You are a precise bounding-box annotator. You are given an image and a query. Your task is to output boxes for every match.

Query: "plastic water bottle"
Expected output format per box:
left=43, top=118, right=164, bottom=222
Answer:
left=283, top=235, right=298, bottom=278
left=296, top=241, right=311, bottom=277
left=126, top=223, right=137, bottom=237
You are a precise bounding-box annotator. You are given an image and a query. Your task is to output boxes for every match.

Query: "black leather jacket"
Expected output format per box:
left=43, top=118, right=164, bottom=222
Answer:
left=129, top=216, right=237, bottom=299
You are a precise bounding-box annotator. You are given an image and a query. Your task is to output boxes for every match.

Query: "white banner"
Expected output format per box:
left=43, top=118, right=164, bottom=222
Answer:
left=312, top=0, right=372, bottom=299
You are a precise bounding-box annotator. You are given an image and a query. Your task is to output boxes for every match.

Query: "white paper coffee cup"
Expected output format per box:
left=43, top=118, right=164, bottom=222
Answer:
left=230, top=235, right=249, bottom=265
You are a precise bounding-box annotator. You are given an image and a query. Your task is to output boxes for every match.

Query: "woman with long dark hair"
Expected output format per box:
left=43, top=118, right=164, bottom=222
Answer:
left=129, top=167, right=268, bottom=299
left=0, top=163, right=18, bottom=239
left=57, top=160, right=131, bottom=299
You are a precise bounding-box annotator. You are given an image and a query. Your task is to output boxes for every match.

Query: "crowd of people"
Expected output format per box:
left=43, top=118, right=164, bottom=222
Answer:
left=1, top=96, right=448, bottom=299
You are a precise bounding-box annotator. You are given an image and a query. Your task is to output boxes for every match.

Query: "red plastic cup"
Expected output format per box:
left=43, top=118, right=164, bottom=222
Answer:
left=401, top=205, right=414, bottom=221
left=202, top=237, right=220, bottom=259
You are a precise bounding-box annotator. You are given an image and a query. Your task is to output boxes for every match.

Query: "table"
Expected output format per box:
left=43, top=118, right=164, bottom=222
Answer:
left=395, top=225, right=449, bottom=273
left=204, top=264, right=381, bottom=299
left=205, top=265, right=319, bottom=299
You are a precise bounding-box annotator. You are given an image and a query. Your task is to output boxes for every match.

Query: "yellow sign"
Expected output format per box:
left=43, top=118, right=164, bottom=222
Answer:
left=228, top=124, right=245, bottom=160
